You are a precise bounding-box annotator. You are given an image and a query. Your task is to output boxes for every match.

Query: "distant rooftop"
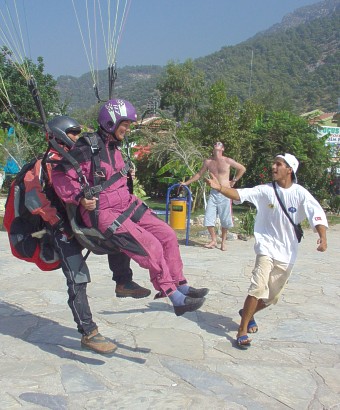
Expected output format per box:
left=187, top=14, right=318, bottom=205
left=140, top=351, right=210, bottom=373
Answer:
left=301, top=110, right=338, bottom=126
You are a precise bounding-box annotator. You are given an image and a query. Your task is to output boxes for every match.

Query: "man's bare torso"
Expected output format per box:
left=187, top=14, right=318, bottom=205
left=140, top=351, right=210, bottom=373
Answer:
left=205, top=156, right=232, bottom=187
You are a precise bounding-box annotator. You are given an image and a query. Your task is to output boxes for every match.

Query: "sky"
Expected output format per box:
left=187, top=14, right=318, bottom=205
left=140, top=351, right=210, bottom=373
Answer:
left=0, top=0, right=322, bottom=79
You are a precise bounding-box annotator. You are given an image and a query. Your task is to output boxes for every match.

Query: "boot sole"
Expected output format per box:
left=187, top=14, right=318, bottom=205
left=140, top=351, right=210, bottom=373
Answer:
left=174, top=297, right=205, bottom=316
left=116, top=290, right=151, bottom=299
left=81, top=342, right=117, bottom=354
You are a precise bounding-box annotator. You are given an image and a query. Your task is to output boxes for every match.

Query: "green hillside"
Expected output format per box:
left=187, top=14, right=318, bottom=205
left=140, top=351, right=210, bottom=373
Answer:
left=195, top=12, right=339, bottom=113
left=57, top=1, right=339, bottom=115
left=57, top=65, right=163, bottom=113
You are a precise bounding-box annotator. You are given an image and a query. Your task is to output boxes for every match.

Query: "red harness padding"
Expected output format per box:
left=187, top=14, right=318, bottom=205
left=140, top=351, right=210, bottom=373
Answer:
left=4, top=158, right=60, bottom=271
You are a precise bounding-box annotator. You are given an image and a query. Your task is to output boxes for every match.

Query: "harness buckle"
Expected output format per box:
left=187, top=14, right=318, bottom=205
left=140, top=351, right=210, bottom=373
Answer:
left=79, top=175, right=88, bottom=185
left=109, top=219, right=121, bottom=233
left=90, top=146, right=100, bottom=155
left=94, top=170, right=106, bottom=179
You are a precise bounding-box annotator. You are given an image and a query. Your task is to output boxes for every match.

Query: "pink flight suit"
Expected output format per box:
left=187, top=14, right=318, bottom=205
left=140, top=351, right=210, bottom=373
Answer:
left=52, top=134, right=187, bottom=295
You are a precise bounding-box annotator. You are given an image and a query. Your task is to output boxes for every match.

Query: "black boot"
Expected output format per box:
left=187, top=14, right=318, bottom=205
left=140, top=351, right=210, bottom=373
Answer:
left=173, top=296, right=206, bottom=316
left=186, top=287, right=209, bottom=298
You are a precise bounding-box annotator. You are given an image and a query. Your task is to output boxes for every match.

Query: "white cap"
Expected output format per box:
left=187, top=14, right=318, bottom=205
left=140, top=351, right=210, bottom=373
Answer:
left=276, top=153, right=299, bottom=182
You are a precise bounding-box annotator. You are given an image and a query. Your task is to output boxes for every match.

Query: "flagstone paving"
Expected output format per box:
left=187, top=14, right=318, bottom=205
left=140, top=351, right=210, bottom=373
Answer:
left=0, top=224, right=339, bottom=409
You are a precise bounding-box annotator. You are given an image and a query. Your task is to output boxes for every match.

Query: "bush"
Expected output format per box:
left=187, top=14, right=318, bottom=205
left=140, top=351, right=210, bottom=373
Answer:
left=239, top=207, right=256, bottom=236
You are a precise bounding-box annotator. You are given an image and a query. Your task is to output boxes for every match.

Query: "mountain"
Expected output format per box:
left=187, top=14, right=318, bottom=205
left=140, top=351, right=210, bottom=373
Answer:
left=257, top=0, right=339, bottom=35
left=57, top=0, right=340, bottom=115
left=56, top=65, right=163, bottom=113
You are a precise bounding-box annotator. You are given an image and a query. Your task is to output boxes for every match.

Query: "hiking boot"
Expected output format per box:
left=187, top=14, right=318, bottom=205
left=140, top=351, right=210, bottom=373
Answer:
left=81, top=329, right=117, bottom=354
left=174, top=296, right=206, bottom=316
left=186, top=287, right=209, bottom=298
left=115, top=281, right=151, bottom=299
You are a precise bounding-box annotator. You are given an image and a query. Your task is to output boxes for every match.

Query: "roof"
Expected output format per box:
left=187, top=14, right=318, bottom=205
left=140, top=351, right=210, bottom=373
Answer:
left=301, top=110, right=338, bottom=126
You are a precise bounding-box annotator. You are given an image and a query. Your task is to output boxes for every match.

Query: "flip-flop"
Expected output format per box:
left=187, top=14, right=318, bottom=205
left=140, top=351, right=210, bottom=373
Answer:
left=236, top=335, right=251, bottom=350
left=238, top=309, right=258, bottom=333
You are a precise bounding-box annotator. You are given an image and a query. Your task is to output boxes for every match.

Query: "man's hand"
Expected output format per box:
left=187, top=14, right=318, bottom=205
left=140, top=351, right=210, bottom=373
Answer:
left=80, top=197, right=97, bottom=211
left=316, top=237, right=327, bottom=252
left=315, top=225, right=327, bottom=252
left=205, top=173, right=220, bottom=191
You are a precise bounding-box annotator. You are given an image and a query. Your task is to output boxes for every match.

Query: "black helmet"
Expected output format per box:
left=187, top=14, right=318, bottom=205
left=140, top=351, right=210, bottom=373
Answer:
left=48, top=116, right=81, bottom=148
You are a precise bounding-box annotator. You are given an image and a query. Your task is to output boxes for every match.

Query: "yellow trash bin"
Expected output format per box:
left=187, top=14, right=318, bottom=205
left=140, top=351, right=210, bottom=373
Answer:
left=170, top=199, right=187, bottom=229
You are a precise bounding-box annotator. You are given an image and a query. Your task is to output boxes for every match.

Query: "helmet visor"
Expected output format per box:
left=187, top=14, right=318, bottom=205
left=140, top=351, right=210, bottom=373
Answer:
left=66, top=126, right=81, bottom=136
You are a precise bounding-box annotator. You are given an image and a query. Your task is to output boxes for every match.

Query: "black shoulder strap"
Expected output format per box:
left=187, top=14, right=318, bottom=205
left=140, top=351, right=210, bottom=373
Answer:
left=83, top=133, right=100, bottom=156
left=49, top=137, right=85, bottom=183
left=273, top=181, right=295, bottom=227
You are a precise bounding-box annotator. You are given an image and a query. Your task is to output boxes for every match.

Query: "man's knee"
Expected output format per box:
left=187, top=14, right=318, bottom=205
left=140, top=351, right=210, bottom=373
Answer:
left=248, top=286, right=269, bottom=300
left=67, top=282, right=87, bottom=304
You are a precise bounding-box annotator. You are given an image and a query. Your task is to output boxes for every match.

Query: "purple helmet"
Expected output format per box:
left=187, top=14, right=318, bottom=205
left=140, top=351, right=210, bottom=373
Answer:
left=98, top=99, right=137, bottom=134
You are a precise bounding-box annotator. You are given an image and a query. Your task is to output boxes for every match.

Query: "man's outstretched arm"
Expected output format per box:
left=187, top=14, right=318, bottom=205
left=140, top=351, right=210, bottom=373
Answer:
left=181, top=161, right=208, bottom=186
left=206, top=173, right=240, bottom=201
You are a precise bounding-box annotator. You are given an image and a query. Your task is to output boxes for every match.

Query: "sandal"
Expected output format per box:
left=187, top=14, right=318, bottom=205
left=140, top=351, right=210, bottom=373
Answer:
left=236, top=335, right=252, bottom=350
left=239, top=309, right=258, bottom=333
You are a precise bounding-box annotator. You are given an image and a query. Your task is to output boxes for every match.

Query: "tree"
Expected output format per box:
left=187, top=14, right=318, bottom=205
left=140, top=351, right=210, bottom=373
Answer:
left=198, top=80, right=241, bottom=149
left=196, top=80, right=263, bottom=166
left=243, top=111, right=332, bottom=201
left=157, top=60, right=206, bottom=121
left=0, top=51, right=59, bottom=123
left=0, top=49, right=61, bottom=158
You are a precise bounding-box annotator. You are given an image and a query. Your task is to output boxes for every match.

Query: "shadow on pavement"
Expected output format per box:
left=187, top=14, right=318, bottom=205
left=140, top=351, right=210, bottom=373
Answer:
left=100, top=301, right=239, bottom=342
left=0, top=300, right=148, bottom=364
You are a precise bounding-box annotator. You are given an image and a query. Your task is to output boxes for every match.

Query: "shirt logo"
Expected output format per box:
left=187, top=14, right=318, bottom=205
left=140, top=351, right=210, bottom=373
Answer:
left=288, top=207, right=297, bottom=213
left=315, top=216, right=322, bottom=221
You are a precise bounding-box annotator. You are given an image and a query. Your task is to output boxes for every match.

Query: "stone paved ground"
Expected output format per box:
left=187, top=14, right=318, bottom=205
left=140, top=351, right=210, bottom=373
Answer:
left=0, top=224, right=339, bottom=410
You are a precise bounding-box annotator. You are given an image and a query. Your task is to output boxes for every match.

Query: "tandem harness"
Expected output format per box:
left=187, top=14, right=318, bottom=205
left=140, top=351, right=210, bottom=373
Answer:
left=49, top=133, right=148, bottom=254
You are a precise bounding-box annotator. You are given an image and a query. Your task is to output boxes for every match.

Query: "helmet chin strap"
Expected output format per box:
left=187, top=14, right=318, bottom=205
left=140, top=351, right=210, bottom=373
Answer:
left=98, top=126, right=118, bottom=142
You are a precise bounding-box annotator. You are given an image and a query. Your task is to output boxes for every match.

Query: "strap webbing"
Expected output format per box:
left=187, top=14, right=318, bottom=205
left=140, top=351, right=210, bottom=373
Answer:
left=104, top=200, right=139, bottom=237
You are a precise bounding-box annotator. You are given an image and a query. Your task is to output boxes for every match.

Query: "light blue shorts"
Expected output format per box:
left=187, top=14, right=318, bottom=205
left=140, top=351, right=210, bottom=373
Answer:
left=204, top=189, right=233, bottom=228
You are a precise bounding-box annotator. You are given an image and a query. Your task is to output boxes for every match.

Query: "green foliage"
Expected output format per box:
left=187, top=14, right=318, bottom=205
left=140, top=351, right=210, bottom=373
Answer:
left=195, top=13, right=339, bottom=113
left=239, top=206, right=256, bottom=236
left=0, top=50, right=60, bottom=159
left=0, top=51, right=59, bottom=124
left=133, top=178, right=150, bottom=201
left=0, top=128, right=6, bottom=165
left=198, top=80, right=241, bottom=146
left=157, top=60, right=206, bottom=121
left=196, top=80, right=264, bottom=163
left=329, top=195, right=340, bottom=214
left=135, top=82, right=334, bottom=206
left=241, top=111, right=333, bottom=201
left=72, top=104, right=100, bottom=130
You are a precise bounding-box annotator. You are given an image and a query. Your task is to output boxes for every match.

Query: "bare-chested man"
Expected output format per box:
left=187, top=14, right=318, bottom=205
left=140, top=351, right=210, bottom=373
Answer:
left=181, top=142, right=246, bottom=251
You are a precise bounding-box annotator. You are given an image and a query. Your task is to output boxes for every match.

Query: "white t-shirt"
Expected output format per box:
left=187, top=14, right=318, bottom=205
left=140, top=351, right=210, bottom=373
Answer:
left=237, top=183, right=328, bottom=264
